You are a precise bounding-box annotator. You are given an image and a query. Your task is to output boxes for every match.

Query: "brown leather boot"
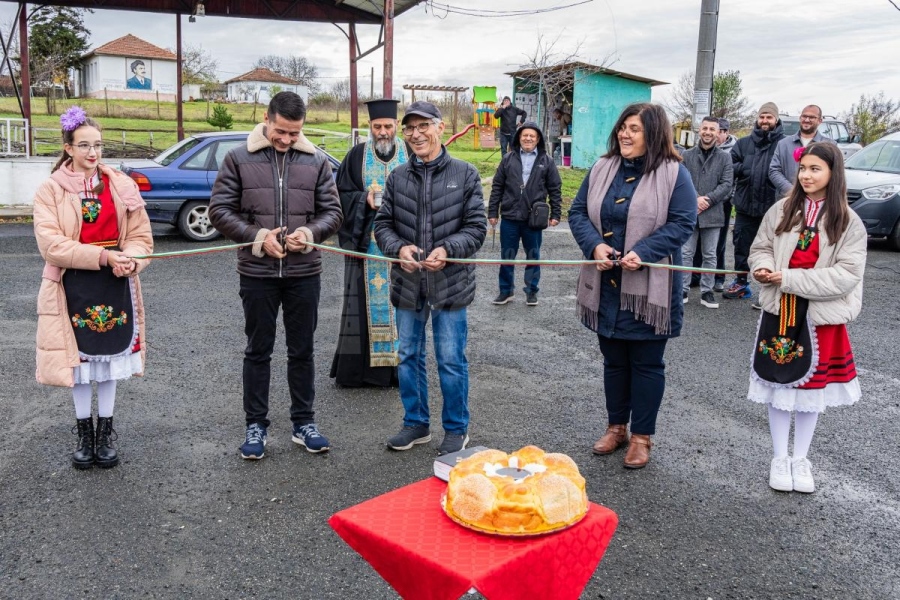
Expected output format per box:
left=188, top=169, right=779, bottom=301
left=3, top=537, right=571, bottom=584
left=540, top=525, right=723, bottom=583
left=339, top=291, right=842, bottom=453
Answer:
left=623, top=434, right=652, bottom=469
left=592, top=424, right=629, bottom=455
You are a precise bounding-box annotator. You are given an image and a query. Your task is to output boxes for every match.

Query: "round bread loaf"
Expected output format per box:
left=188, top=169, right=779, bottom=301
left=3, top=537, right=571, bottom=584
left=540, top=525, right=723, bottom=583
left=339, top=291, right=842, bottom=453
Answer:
left=445, top=445, right=588, bottom=534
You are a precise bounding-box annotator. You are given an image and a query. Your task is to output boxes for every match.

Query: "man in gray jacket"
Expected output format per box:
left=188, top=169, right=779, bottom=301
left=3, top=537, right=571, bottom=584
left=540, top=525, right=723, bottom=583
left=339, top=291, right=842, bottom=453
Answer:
left=681, top=116, right=734, bottom=308
left=209, top=92, right=343, bottom=460
left=374, top=101, right=487, bottom=456
left=769, top=104, right=835, bottom=198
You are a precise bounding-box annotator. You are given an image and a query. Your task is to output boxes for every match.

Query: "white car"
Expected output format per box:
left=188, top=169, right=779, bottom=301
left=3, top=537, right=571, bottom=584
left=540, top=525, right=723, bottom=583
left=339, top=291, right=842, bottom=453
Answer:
left=780, top=115, right=862, bottom=159
left=844, top=131, right=900, bottom=250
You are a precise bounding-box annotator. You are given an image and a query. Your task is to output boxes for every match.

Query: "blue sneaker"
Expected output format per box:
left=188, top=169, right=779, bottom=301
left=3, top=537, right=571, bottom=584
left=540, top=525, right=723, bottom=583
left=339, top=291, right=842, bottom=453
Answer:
left=292, top=423, right=330, bottom=453
left=240, top=423, right=267, bottom=460
left=722, top=280, right=752, bottom=299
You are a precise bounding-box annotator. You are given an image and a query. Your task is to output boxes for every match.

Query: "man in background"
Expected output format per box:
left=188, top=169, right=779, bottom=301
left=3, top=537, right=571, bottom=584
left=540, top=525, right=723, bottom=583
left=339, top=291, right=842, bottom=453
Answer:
left=769, top=104, right=835, bottom=198
left=494, top=96, right=527, bottom=155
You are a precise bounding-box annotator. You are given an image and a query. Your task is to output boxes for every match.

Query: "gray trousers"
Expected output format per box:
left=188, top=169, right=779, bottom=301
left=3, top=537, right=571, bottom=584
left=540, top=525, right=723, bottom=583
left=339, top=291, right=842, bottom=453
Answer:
left=682, top=226, right=719, bottom=293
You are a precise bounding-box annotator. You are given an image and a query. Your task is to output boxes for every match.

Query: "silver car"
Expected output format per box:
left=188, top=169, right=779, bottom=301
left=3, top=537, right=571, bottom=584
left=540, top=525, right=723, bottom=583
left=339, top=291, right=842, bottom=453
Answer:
left=844, top=131, right=900, bottom=250
left=781, top=115, right=862, bottom=159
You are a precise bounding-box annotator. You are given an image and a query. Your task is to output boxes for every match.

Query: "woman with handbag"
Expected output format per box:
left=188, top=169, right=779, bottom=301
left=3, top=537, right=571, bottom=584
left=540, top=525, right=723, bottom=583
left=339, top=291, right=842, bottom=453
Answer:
left=33, top=106, right=153, bottom=469
left=569, top=103, right=697, bottom=468
left=487, top=121, right=562, bottom=307
left=748, top=142, right=866, bottom=493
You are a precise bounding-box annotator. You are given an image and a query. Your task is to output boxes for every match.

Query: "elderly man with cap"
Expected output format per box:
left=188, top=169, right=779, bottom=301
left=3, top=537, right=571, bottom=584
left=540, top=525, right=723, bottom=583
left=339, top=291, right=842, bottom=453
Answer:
left=488, top=120, right=562, bottom=306
left=374, top=101, right=487, bottom=456
left=723, top=102, right=784, bottom=304
left=330, top=99, right=408, bottom=388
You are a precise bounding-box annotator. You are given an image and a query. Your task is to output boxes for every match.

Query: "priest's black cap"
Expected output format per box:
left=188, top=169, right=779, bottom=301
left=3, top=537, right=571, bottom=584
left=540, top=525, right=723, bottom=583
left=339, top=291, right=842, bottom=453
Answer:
left=365, top=98, right=400, bottom=120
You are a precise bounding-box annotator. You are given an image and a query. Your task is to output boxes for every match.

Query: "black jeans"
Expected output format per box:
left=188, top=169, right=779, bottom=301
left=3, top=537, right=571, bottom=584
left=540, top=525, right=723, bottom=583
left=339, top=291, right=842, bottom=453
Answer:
left=732, top=211, right=763, bottom=284
left=499, top=132, right=514, bottom=155
left=597, top=336, right=668, bottom=435
left=239, top=274, right=320, bottom=428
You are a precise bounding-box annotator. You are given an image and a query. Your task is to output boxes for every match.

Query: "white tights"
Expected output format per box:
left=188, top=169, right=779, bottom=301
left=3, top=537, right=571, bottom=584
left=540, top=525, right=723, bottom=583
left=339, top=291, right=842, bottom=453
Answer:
left=72, top=381, right=117, bottom=419
left=768, top=405, right=819, bottom=459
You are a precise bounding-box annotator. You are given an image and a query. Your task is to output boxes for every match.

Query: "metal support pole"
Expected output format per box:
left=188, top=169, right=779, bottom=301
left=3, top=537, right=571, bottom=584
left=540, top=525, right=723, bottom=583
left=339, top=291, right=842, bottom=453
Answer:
left=18, top=2, right=31, bottom=153
left=349, top=23, right=358, bottom=132
left=691, top=0, right=719, bottom=134
left=176, top=13, right=184, bottom=141
left=383, top=0, right=394, bottom=98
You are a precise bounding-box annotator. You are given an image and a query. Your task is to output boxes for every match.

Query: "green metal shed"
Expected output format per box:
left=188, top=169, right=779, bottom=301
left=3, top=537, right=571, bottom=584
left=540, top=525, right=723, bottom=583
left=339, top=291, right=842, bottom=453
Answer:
left=506, top=62, right=667, bottom=169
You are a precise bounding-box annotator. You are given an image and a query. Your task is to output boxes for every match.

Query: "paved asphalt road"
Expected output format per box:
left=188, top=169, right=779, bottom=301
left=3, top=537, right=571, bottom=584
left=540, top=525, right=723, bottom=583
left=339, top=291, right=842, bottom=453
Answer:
left=1, top=222, right=898, bottom=599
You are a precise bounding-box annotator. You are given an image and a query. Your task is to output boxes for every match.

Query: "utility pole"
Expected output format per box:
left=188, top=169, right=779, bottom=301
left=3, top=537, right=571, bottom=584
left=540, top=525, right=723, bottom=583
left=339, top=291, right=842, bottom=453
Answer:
left=691, top=0, right=719, bottom=138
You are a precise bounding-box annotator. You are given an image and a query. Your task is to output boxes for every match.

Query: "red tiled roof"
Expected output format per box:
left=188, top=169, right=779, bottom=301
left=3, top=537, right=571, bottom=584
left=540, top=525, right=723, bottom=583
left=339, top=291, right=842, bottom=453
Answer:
left=88, top=34, right=177, bottom=61
left=224, top=68, right=302, bottom=85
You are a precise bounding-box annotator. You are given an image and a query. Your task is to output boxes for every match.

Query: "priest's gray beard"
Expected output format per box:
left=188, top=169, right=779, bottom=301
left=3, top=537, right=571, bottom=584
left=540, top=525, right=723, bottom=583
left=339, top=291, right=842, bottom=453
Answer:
left=375, top=138, right=395, bottom=156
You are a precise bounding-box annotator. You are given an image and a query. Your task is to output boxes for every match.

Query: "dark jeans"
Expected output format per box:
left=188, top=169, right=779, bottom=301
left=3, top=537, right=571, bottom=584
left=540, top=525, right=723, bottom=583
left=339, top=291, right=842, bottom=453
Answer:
left=499, top=132, right=514, bottom=155
left=732, top=211, right=763, bottom=284
left=597, top=336, right=668, bottom=435
left=499, top=219, right=542, bottom=294
left=715, top=201, right=732, bottom=282
left=239, top=274, right=321, bottom=428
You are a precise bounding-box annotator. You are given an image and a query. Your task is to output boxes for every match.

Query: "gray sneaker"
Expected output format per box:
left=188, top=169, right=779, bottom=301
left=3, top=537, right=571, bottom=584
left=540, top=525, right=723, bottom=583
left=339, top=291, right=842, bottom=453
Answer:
left=387, top=425, right=431, bottom=450
left=438, top=433, right=470, bottom=456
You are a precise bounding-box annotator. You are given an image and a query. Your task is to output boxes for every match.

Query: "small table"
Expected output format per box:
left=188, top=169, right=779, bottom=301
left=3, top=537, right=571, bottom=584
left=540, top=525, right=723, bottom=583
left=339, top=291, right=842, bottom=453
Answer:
left=329, top=478, right=618, bottom=600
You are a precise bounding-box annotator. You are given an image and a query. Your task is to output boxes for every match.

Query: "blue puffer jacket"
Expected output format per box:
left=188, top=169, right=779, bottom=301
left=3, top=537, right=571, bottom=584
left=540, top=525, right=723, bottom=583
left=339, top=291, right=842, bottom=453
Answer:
left=374, top=148, right=487, bottom=310
left=568, top=157, right=697, bottom=339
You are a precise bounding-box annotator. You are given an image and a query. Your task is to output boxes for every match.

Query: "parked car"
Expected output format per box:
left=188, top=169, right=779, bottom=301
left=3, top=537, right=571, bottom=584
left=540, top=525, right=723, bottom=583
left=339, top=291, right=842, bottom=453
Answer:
left=780, top=115, right=862, bottom=159
left=844, top=131, right=900, bottom=250
left=120, top=131, right=341, bottom=241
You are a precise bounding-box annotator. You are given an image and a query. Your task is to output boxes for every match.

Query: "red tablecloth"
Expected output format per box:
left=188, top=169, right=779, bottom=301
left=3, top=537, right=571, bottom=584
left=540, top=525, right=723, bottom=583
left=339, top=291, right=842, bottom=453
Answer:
left=329, top=478, right=618, bottom=600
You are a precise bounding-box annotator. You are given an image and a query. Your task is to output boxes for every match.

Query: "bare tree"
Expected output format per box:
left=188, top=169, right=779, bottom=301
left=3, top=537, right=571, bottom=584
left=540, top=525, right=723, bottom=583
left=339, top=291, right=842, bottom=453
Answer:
left=254, top=55, right=320, bottom=93
left=664, top=69, right=753, bottom=130
left=177, top=43, right=218, bottom=84
left=514, top=33, right=617, bottom=150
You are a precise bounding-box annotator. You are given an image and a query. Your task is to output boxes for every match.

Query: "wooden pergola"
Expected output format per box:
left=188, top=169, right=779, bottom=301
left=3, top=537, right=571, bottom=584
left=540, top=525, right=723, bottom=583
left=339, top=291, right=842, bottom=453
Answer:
left=0, top=0, right=423, bottom=143
left=402, top=84, right=468, bottom=134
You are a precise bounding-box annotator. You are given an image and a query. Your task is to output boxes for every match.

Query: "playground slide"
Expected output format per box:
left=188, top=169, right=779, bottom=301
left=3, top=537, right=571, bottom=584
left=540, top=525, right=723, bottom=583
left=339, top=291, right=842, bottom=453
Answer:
left=445, top=123, right=476, bottom=146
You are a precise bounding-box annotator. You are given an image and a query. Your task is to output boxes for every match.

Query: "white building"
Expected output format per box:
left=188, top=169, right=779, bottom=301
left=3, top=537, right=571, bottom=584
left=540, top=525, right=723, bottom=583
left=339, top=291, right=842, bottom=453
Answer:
left=224, top=68, right=308, bottom=105
left=76, top=34, right=177, bottom=101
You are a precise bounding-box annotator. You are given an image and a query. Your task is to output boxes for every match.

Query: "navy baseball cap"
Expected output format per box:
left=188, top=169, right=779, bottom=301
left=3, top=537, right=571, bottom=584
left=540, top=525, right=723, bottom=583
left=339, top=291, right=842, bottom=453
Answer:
left=402, top=101, right=442, bottom=124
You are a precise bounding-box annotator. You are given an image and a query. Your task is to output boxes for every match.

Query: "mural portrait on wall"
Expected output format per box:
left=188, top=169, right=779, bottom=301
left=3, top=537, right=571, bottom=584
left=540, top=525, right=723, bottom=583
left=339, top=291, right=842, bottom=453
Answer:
left=126, top=59, right=152, bottom=90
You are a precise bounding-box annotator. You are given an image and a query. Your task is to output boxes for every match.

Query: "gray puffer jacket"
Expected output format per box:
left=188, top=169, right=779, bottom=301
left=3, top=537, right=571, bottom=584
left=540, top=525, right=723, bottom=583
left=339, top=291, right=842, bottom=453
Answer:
left=209, top=123, right=342, bottom=278
left=374, top=148, right=487, bottom=310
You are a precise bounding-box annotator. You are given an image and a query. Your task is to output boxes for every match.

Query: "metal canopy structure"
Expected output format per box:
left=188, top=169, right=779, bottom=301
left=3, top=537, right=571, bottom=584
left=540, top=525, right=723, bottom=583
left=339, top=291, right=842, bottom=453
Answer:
left=402, top=84, right=469, bottom=134
left=0, top=0, right=423, bottom=147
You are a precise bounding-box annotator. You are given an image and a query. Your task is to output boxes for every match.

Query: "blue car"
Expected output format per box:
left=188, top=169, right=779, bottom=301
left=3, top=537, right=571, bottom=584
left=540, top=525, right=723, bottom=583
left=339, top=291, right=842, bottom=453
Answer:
left=120, top=131, right=340, bottom=241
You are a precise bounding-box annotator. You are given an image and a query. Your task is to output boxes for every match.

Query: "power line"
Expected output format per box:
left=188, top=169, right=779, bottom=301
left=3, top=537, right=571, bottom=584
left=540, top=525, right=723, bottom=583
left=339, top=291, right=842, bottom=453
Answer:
left=425, top=0, right=593, bottom=19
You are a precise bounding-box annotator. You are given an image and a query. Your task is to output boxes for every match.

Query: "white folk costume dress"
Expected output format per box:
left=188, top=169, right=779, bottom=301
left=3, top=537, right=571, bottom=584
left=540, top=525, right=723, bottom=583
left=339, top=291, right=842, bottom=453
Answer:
left=748, top=198, right=864, bottom=412
left=33, top=163, right=153, bottom=387
left=330, top=138, right=407, bottom=387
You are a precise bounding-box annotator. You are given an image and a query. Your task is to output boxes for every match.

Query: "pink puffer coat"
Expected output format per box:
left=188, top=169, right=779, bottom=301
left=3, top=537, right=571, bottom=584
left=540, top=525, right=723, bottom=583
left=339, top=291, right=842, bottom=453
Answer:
left=33, top=162, right=153, bottom=387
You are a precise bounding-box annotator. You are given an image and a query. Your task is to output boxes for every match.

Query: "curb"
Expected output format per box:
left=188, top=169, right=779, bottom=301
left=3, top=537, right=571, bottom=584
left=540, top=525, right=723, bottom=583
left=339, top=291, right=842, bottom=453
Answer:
left=0, top=206, right=32, bottom=221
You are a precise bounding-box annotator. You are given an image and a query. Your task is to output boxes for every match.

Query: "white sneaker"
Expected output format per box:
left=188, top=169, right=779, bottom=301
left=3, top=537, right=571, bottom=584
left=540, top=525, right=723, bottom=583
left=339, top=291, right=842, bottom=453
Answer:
left=791, top=457, right=815, bottom=493
left=769, top=457, right=792, bottom=492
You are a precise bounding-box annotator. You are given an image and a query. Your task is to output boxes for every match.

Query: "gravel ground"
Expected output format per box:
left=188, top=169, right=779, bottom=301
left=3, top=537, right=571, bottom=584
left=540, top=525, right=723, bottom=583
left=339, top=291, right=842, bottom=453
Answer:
left=1, top=222, right=898, bottom=599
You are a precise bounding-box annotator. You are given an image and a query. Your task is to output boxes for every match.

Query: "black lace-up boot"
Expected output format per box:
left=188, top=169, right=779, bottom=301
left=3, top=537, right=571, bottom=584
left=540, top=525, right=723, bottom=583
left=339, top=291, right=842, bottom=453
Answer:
left=95, top=416, right=119, bottom=468
left=71, top=418, right=94, bottom=469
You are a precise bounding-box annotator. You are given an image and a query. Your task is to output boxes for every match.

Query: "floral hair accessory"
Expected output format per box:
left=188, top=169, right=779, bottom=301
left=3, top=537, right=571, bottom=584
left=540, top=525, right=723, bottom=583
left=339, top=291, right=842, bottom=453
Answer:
left=60, top=106, right=87, bottom=132
left=792, top=146, right=806, bottom=163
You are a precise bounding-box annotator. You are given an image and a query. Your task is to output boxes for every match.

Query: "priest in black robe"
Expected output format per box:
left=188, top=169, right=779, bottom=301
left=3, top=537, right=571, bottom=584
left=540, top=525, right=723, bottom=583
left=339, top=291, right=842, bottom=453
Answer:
left=330, top=99, right=408, bottom=387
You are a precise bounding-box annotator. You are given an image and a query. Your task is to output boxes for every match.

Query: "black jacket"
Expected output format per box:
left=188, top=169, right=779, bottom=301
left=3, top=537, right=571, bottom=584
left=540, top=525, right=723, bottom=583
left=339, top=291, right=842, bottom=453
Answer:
left=209, top=124, right=342, bottom=278
left=488, top=123, right=562, bottom=222
left=374, top=148, right=487, bottom=310
left=730, top=121, right=785, bottom=217
left=493, top=104, right=528, bottom=135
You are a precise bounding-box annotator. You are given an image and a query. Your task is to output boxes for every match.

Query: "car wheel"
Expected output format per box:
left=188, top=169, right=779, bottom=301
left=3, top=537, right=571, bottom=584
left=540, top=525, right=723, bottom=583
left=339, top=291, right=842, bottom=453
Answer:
left=889, top=218, right=900, bottom=252
left=177, top=201, right=221, bottom=242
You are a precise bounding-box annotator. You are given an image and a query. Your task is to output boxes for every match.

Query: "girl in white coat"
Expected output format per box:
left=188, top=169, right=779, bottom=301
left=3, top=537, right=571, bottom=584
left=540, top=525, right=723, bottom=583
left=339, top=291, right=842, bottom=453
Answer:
left=747, top=142, right=867, bottom=493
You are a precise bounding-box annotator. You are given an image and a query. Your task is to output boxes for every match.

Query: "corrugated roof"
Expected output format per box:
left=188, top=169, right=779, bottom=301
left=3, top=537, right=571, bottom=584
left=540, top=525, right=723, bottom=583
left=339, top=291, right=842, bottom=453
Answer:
left=506, top=61, right=668, bottom=87
left=224, top=68, right=303, bottom=86
left=87, top=34, right=177, bottom=61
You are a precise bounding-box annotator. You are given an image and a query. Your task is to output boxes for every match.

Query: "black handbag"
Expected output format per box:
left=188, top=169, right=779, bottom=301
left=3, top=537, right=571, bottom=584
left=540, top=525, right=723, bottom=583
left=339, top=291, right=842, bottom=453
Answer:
left=528, top=201, right=550, bottom=230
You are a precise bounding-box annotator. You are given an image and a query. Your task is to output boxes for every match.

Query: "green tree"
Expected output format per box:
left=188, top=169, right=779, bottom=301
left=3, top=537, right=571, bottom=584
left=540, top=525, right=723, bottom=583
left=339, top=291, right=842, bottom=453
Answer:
left=665, top=69, right=753, bottom=130
left=207, top=104, right=233, bottom=130
left=269, top=84, right=283, bottom=97
left=27, top=6, right=91, bottom=112
left=841, top=92, right=900, bottom=145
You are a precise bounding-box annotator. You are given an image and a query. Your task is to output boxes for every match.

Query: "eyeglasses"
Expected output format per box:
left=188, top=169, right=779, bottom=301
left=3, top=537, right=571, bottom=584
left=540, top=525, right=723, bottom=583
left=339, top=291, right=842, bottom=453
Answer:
left=74, top=143, right=104, bottom=152
left=402, top=122, right=433, bottom=135
left=799, top=115, right=820, bottom=121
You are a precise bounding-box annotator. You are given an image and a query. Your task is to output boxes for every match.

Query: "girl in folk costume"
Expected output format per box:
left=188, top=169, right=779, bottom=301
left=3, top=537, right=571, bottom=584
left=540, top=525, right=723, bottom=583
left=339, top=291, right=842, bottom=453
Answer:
left=33, top=107, right=153, bottom=469
left=748, top=142, right=866, bottom=493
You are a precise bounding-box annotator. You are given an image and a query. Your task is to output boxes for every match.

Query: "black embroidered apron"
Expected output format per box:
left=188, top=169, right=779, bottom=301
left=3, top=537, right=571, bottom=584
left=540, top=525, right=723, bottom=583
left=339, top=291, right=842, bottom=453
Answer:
left=64, top=264, right=135, bottom=359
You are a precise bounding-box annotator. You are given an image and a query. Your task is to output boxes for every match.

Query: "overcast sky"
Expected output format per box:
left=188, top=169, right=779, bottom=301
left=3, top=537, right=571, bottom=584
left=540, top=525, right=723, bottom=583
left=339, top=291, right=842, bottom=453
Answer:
left=3, top=0, right=898, bottom=117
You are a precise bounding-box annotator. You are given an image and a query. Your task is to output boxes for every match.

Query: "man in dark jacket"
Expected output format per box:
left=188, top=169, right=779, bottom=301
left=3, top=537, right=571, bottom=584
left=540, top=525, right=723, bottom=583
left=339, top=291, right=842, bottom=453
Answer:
left=712, top=117, right=738, bottom=291
left=374, top=101, right=487, bottom=456
left=723, top=102, right=784, bottom=302
left=680, top=116, right=733, bottom=309
left=209, top=92, right=343, bottom=460
left=488, top=121, right=562, bottom=306
left=493, top=96, right=527, bottom=155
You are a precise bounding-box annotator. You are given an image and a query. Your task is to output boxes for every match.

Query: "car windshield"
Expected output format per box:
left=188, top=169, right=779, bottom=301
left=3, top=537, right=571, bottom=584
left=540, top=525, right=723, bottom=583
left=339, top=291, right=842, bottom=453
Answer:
left=154, top=137, right=202, bottom=166
left=781, top=120, right=800, bottom=136
left=845, top=140, right=900, bottom=174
